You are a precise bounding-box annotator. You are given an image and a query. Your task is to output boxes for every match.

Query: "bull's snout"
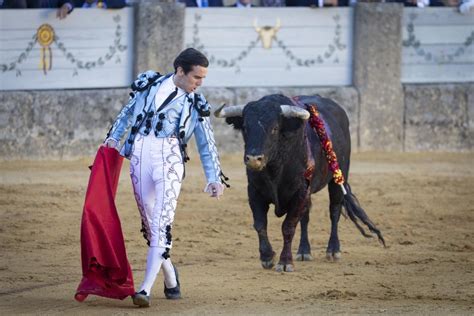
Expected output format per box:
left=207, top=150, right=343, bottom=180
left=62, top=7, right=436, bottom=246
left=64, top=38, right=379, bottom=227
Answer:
left=245, top=154, right=266, bottom=171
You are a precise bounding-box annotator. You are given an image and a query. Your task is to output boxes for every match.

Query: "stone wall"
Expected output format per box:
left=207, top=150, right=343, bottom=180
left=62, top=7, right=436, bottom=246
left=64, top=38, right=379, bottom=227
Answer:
left=403, top=83, right=474, bottom=152
left=2, top=82, right=470, bottom=159
left=353, top=3, right=404, bottom=151
left=134, top=0, right=185, bottom=75
left=0, top=89, right=129, bottom=159
left=0, top=87, right=357, bottom=159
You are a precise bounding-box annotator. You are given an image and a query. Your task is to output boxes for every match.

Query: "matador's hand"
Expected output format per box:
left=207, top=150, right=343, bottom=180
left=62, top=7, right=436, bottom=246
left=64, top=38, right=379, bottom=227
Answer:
left=101, top=138, right=118, bottom=149
left=56, top=3, right=71, bottom=20
left=205, top=182, right=225, bottom=199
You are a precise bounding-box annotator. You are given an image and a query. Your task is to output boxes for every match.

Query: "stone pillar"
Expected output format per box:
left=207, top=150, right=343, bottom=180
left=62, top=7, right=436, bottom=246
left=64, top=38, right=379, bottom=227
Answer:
left=133, top=0, right=185, bottom=75
left=353, top=3, right=404, bottom=151
left=404, top=84, right=473, bottom=152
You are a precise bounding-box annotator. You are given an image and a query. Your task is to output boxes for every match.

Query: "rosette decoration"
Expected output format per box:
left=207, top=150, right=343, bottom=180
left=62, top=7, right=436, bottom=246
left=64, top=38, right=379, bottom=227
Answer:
left=36, top=24, right=55, bottom=75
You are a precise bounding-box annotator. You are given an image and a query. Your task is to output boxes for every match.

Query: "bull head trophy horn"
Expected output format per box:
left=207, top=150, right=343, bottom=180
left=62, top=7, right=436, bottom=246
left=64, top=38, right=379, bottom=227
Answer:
left=214, top=104, right=245, bottom=118
left=280, top=105, right=310, bottom=120
left=253, top=18, right=281, bottom=50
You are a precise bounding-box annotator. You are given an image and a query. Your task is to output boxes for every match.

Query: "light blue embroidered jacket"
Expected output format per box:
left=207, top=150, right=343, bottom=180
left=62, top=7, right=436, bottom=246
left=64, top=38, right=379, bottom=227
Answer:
left=106, top=71, right=223, bottom=184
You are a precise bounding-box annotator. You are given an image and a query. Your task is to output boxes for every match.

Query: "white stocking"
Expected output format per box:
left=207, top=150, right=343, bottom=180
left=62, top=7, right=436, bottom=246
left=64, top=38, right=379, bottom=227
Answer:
left=139, top=246, right=165, bottom=295
left=162, top=258, right=177, bottom=288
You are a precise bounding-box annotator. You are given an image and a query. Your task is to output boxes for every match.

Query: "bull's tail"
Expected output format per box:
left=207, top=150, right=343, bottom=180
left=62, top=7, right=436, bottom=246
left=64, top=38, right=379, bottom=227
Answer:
left=342, top=183, right=386, bottom=247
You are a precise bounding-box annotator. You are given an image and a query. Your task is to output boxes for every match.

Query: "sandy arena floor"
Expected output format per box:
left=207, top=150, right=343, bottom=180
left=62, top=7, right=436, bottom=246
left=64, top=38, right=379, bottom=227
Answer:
left=0, top=152, right=473, bottom=315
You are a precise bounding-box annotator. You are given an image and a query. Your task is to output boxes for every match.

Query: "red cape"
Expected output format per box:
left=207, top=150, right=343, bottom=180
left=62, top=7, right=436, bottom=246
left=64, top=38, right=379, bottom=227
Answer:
left=75, top=147, right=135, bottom=302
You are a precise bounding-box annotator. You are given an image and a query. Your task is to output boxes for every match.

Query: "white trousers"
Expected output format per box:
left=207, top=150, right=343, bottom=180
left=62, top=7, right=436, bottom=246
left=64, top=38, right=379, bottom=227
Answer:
left=130, top=134, right=184, bottom=248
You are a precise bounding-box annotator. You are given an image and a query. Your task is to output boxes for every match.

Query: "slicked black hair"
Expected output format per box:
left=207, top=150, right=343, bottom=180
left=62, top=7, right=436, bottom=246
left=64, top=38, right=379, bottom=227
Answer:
left=173, top=48, right=209, bottom=74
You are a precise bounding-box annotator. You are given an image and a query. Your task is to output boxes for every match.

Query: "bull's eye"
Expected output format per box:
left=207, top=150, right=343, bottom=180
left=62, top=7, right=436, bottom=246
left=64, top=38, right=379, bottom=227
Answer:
left=271, top=126, right=278, bottom=134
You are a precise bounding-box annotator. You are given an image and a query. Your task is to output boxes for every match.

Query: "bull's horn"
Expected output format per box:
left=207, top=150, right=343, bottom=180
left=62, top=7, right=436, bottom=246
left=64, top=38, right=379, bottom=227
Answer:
left=280, top=105, right=310, bottom=120
left=214, top=104, right=245, bottom=118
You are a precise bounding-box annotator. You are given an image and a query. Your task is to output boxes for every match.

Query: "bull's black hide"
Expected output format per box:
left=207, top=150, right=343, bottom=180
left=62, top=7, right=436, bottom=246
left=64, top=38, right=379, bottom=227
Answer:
left=215, top=94, right=384, bottom=272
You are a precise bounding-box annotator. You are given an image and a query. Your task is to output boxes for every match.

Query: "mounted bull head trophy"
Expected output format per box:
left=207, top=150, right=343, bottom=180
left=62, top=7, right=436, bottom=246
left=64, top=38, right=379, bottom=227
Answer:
left=253, top=18, right=281, bottom=49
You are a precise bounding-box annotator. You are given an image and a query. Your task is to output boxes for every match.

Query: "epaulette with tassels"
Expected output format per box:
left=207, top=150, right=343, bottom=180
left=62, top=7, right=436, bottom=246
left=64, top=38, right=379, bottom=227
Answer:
left=193, top=94, right=211, bottom=118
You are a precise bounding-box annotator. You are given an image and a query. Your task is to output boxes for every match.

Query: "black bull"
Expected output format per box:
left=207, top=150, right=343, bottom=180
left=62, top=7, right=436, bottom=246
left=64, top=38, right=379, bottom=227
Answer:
left=215, top=94, right=385, bottom=272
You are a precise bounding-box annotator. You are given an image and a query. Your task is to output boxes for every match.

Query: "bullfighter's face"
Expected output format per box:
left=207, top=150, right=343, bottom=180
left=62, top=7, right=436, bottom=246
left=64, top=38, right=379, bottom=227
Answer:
left=175, top=65, right=208, bottom=93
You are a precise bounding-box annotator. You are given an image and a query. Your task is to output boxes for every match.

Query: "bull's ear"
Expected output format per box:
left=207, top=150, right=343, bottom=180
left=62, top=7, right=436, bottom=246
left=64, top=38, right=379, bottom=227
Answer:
left=281, top=116, right=304, bottom=133
left=225, top=117, right=244, bottom=130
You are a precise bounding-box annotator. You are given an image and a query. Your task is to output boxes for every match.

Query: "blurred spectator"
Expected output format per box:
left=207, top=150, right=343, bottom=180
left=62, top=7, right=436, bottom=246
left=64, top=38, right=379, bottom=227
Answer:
left=339, top=0, right=357, bottom=5
left=1, top=0, right=74, bottom=19
left=286, top=0, right=340, bottom=6
left=74, top=0, right=126, bottom=8
left=261, top=0, right=284, bottom=5
left=178, top=0, right=223, bottom=7
left=459, top=0, right=474, bottom=13
left=441, top=0, right=459, bottom=5
left=392, top=0, right=444, bottom=7
left=1, top=0, right=26, bottom=7
left=229, top=0, right=254, bottom=7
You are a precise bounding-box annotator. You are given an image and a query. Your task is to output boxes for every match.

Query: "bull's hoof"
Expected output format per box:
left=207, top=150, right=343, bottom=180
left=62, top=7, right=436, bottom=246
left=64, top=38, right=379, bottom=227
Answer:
left=275, top=263, right=294, bottom=272
left=261, top=258, right=275, bottom=269
left=326, top=251, right=342, bottom=262
left=260, top=251, right=276, bottom=269
left=296, top=253, right=314, bottom=261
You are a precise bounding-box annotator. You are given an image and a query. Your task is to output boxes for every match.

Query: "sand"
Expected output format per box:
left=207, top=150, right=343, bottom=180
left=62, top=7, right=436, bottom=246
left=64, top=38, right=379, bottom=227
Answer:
left=0, top=152, right=473, bottom=315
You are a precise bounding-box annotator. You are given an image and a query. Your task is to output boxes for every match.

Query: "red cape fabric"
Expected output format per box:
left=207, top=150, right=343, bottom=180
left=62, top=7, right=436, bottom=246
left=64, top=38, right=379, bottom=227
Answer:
left=75, top=147, right=135, bottom=302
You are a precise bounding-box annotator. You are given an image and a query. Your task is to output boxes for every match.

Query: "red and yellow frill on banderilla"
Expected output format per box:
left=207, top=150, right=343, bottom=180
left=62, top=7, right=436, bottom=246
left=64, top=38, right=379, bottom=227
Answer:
left=306, top=104, right=347, bottom=195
